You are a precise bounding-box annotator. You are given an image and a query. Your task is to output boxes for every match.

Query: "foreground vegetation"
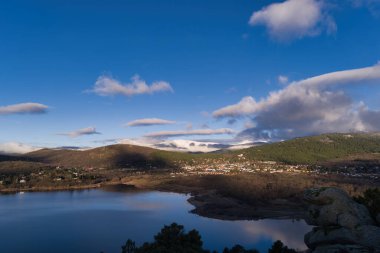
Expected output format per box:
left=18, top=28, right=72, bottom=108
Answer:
left=104, top=223, right=296, bottom=253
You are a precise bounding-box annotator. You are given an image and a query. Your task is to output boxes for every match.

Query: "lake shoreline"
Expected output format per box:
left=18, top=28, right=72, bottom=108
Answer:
left=0, top=183, right=102, bottom=193
left=0, top=186, right=311, bottom=253
left=0, top=177, right=307, bottom=221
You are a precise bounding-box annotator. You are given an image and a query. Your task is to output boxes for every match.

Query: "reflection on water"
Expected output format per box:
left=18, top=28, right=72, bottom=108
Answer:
left=0, top=190, right=311, bottom=253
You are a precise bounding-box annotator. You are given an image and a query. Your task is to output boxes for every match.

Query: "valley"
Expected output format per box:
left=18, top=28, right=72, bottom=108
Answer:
left=1, top=133, right=380, bottom=220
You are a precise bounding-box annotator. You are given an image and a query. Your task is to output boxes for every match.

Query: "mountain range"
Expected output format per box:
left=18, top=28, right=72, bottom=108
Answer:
left=1, top=133, right=380, bottom=170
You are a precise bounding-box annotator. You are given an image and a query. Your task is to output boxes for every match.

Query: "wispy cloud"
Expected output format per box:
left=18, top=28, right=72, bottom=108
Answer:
left=213, top=62, right=380, bottom=140
left=144, top=128, right=235, bottom=139
left=0, top=103, right=49, bottom=115
left=278, top=75, right=289, bottom=85
left=126, top=118, right=176, bottom=127
left=249, top=0, right=336, bottom=42
left=90, top=74, right=173, bottom=97
left=58, top=127, right=101, bottom=138
left=351, top=0, right=380, bottom=17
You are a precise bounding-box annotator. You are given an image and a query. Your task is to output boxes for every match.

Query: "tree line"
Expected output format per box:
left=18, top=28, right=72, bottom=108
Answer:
left=100, top=223, right=297, bottom=253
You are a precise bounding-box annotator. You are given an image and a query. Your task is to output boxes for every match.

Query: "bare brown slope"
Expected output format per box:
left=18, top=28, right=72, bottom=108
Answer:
left=25, top=144, right=178, bottom=169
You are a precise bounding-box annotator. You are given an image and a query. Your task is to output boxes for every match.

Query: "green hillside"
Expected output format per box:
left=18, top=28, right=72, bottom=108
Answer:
left=241, top=133, right=380, bottom=164
left=8, top=133, right=380, bottom=169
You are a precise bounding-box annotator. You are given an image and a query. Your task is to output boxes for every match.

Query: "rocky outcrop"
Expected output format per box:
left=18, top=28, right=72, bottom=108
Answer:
left=304, top=187, right=380, bottom=253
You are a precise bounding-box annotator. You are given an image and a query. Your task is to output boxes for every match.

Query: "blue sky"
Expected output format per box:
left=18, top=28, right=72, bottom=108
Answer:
left=1, top=0, right=380, bottom=153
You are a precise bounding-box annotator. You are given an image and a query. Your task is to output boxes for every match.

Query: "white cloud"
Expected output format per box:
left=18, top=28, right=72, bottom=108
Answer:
left=0, top=103, right=48, bottom=115
left=0, top=142, right=40, bottom=154
left=213, top=96, right=258, bottom=118
left=144, top=128, right=235, bottom=139
left=249, top=0, right=336, bottom=41
left=126, top=118, right=176, bottom=127
left=58, top=127, right=101, bottom=138
left=278, top=75, right=289, bottom=85
left=213, top=62, right=380, bottom=140
left=295, top=63, right=380, bottom=87
left=91, top=74, right=173, bottom=97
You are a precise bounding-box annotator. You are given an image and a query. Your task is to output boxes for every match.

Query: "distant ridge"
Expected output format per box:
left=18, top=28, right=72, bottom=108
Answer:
left=2, top=133, right=380, bottom=169
left=25, top=144, right=188, bottom=169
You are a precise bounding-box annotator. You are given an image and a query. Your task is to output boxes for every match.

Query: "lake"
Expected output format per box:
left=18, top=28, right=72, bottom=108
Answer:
left=0, top=190, right=311, bottom=253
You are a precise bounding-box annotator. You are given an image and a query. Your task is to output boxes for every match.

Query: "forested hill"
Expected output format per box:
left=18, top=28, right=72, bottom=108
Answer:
left=2, top=133, right=380, bottom=169
left=241, top=133, right=380, bottom=164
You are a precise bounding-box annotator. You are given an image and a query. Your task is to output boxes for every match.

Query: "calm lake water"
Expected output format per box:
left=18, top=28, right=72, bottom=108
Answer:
left=0, top=190, right=311, bottom=253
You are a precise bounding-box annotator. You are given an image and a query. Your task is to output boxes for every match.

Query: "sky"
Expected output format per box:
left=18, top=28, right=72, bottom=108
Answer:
left=1, top=0, right=380, bottom=153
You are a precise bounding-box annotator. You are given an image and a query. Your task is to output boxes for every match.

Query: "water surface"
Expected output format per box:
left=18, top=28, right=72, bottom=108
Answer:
left=0, top=190, right=311, bottom=253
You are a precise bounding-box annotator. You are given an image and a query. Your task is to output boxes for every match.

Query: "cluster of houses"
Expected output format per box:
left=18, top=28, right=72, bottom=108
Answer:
left=172, top=155, right=308, bottom=176
left=170, top=154, right=380, bottom=180
left=0, top=166, right=91, bottom=187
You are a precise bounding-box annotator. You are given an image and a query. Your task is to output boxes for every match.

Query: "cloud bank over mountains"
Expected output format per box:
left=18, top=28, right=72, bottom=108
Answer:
left=118, top=138, right=257, bottom=153
left=214, top=63, right=380, bottom=141
left=0, top=142, right=40, bottom=154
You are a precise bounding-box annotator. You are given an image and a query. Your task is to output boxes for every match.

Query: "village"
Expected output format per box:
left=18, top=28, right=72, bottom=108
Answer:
left=1, top=153, right=380, bottom=190
left=170, top=154, right=380, bottom=180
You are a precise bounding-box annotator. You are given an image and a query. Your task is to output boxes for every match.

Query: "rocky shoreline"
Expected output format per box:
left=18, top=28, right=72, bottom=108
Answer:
left=303, top=187, right=380, bottom=253
left=187, top=191, right=306, bottom=220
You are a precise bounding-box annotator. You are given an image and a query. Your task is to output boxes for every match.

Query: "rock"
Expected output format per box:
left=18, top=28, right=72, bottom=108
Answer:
left=312, top=244, right=370, bottom=253
left=304, top=188, right=373, bottom=229
left=355, top=225, right=380, bottom=249
left=305, top=227, right=358, bottom=249
left=305, top=225, right=380, bottom=250
left=303, top=187, right=380, bottom=253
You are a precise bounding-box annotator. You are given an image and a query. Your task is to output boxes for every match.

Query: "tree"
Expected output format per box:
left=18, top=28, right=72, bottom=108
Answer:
left=223, top=244, right=259, bottom=253
left=122, top=239, right=136, bottom=253
left=268, top=240, right=296, bottom=253
left=118, top=224, right=294, bottom=253
left=134, top=223, right=208, bottom=253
